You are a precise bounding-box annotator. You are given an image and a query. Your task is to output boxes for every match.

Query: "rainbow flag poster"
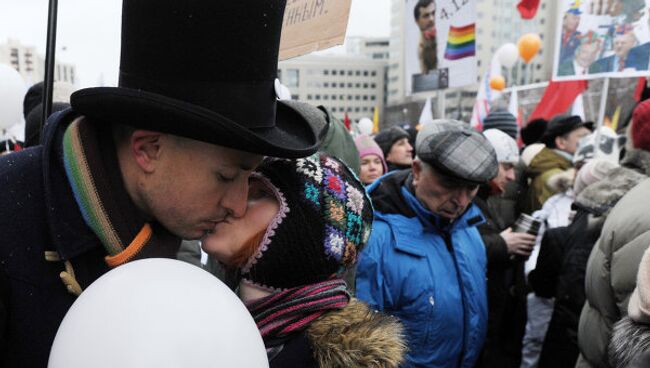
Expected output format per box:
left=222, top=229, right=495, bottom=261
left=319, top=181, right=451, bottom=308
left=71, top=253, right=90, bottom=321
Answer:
left=444, top=24, right=476, bottom=61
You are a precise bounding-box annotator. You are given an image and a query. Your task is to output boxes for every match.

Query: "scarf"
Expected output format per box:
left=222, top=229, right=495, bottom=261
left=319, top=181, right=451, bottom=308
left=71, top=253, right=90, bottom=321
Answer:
left=245, top=279, right=350, bottom=350
left=62, top=117, right=180, bottom=267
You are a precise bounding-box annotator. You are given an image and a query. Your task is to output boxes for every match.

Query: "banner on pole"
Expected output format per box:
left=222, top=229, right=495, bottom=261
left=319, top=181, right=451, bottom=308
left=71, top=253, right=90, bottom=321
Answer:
left=404, top=0, right=478, bottom=94
left=553, top=0, right=650, bottom=81
left=279, top=0, right=352, bottom=60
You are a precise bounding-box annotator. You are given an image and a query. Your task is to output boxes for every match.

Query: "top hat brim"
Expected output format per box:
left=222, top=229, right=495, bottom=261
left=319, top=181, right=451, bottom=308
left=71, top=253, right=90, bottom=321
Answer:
left=70, top=87, right=322, bottom=159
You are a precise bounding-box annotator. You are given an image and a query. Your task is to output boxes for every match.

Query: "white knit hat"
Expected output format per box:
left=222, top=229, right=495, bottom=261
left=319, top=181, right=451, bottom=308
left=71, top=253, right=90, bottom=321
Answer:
left=483, top=129, right=520, bottom=164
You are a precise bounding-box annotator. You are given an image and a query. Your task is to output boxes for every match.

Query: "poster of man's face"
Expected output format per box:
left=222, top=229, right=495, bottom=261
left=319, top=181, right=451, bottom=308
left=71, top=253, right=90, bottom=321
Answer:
left=404, top=0, right=477, bottom=93
left=554, top=0, right=650, bottom=80
left=414, top=0, right=438, bottom=74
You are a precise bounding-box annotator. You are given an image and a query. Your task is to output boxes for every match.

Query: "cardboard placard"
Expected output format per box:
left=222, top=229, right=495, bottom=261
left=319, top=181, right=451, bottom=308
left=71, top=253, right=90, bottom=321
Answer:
left=279, top=0, right=352, bottom=60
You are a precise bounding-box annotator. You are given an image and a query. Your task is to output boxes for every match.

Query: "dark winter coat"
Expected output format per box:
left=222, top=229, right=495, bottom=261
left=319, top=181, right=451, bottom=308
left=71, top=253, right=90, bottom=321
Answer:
left=474, top=188, right=527, bottom=368
left=269, top=299, right=406, bottom=368
left=0, top=110, right=179, bottom=368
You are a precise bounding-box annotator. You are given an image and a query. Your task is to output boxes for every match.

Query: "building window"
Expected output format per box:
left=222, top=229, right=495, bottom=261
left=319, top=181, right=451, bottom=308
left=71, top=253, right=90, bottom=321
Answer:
left=324, top=82, right=329, bottom=88
left=332, top=70, right=337, bottom=76
left=332, top=82, right=337, bottom=88
left=355, top=83, right=361, bottom=88
left=355, top=107, right=360, bottom=112
left=363, top=71, right=369, bottom=76
left=348, top=70, right=353, bottom=76
left=363, top=95, right=368, bottom=100
left=355, top=71, right=361, bottom=76
left=355, top=95, right=360, bottom=100
left=307, top=94, right=313, bottom=100
left=371, top=71, right=377, bottom=77
left=363, top=83, right=369, bottom=88
left=348, top=95, right=353, bottom=100
left=291, top=94, right=299, bottom=100
left=286, top=69, right=299, bottom=88
left=324, top=70, right=329, bottom=76
left=315, top=94, right=321, bottom=100
left=347, top=83, right=353, bottom=88
left=323, top=95, right=329, bottom=100
left=339, top=70, right=345, bottom=75
left=371, top=83, right=376, bottom=88
left=332, top=95, right=337, bottom=100
left=371, top=95, right=376, bottom=101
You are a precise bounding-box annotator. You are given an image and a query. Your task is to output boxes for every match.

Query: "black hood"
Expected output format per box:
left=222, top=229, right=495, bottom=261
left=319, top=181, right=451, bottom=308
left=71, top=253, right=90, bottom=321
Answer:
left=368, top=169, right=417, bottom=218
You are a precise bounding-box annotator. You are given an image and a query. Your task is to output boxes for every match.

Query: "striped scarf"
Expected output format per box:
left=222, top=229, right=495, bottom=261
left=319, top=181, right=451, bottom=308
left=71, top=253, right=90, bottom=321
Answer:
left=245, top=279, right=350, bottom=349
left=62, top=117, right=179, bottom=267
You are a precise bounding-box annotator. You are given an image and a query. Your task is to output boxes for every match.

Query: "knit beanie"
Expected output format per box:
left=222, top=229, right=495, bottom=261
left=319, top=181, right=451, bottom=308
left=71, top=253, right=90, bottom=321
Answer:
left=573, top=159, right=618, bottom=196
left=521, top=118, right=548, bottom=146
left=24, top=102, right=70, bottom=148
left=374, top=126, right=410, bottom=157
left=240, top=153, right=373, bottom=291
left=483, top=110, right=518, bottom=140
left=521, top=143, right=545, bottom=167
left=631, top=99, right=650, bottom=152
left=354, top=134, right=388, bottom=174
left=483, top=129, right=520, bottom=164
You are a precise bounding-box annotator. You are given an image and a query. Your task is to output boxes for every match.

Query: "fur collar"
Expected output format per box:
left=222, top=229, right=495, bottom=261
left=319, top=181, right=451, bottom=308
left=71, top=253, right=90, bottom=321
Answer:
left=609, top=317, right=650, bottom=368
left=307, top=299, right=406, bottom=368
left=575, top=165, right=646, bottom=216
left=621, top=148, right=650, bottom=176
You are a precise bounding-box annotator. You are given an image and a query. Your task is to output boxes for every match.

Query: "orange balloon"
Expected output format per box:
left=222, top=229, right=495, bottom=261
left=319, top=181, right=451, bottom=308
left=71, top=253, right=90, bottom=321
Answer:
left=489, top=75, right=506, bottom=91
left=518, top=33, right=542, bottom=63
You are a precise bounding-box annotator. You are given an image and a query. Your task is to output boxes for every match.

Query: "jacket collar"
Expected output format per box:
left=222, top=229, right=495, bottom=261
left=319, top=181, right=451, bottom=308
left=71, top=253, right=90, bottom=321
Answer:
left=383, top=185, right=484, bottom=257
left=41, top=108, right=104, bottom=259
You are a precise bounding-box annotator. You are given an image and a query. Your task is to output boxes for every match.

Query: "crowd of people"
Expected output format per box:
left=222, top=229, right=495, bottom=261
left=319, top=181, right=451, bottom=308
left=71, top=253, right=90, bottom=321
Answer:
left=1, top=1, right=650, bottom=368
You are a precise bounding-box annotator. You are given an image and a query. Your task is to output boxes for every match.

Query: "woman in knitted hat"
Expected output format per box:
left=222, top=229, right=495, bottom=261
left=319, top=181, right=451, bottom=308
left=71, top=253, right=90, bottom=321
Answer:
left=202, top=152, right=406, bottom=368
left=354, top=134, right=388, bottom=186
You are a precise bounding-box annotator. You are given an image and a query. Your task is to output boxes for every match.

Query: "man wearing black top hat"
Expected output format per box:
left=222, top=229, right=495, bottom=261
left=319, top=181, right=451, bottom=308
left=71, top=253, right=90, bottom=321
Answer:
left=0, top=1, right=326, bottom=366
left=524, top=115, right=592, bottom=213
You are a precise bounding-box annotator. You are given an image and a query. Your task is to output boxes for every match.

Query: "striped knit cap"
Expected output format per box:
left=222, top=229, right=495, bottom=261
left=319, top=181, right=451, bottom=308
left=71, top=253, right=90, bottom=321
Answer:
left=241, top=153, right=373, bottom=291
left=483, top=110, right=518, bottom=140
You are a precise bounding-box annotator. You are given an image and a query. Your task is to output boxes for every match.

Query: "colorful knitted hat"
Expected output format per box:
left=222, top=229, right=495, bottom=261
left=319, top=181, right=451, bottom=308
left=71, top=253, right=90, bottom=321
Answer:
left=354, top=134, right=388, bottom=174
left=240, top=153, right=374, bottom=291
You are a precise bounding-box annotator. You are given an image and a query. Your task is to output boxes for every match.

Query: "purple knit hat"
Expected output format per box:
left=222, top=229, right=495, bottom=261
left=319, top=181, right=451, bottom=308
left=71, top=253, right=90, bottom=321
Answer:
left=354, top=134, right=388, bottom=173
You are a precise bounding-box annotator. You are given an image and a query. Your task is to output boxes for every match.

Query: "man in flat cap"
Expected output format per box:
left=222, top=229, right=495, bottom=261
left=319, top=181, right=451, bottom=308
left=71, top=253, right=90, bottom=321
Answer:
left=0, top=1, right=326, bottom=366
left=356, top=120, right=498, bottom=367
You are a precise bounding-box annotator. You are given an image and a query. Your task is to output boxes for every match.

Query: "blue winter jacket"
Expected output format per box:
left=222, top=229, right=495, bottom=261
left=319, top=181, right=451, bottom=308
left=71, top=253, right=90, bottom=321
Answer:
left=356, top=171, right=488, bottom=367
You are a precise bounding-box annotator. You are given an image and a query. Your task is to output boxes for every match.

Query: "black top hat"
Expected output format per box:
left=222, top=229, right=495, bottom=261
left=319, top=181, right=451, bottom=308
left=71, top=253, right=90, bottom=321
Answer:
left=70, top=0, right=322, bottom=158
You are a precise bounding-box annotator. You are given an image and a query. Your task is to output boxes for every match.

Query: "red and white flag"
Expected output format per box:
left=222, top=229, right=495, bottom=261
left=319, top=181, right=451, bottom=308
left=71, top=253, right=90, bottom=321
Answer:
left=508, top=88, right=524, bottom=147
left=529, top=80, right=588, bottom=122
left=517, top=0, right=541, bottom=19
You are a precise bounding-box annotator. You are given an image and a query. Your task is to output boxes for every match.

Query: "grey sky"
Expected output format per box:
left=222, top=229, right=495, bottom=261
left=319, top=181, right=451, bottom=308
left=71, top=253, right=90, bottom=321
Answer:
left=1, top=0, right=390, bottom=88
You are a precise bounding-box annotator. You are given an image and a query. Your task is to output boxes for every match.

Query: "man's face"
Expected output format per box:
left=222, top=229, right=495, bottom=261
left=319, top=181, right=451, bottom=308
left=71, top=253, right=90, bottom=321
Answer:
left=386, top=137, right=413, bottom=166
left=413, top=161, right=479, bottom=221
left=139, top=137, right=263, bottom=240
left=613, top=33, right=636, bottom=58
left=576, top=42, right=600, bottom=67
left=556, top=127, right=592, bottom=155
left=563, top=13, right=580, bottom=33
left=416, top=3, right=436, bottom=32
left=490, top=163, right=516, bottom=194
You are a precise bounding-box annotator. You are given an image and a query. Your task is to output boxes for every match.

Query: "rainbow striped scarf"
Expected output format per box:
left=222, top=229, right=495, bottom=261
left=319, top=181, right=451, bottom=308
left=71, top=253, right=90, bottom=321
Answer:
left=62, top=117, right=178, bottom=267
left=245, top=279, right=350, bottom=351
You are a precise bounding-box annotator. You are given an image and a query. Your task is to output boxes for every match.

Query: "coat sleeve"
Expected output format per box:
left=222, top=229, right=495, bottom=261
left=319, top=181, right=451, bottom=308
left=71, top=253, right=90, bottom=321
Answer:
left=479, top=230, right=509, bottom=266
left=529, top=227, right=567, bottom=298
left=355, top=221, right=395, bottom=312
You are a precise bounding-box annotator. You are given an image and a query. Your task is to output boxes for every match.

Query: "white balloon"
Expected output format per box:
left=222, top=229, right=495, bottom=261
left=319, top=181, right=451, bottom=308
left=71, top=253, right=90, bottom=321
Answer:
left=497, top=43, right=519, bottom=69
left=0, top=64, right=26, bottom=130
left=48, top=259, right=269, bottom=368
left=358, top=117, right=374, bottom=135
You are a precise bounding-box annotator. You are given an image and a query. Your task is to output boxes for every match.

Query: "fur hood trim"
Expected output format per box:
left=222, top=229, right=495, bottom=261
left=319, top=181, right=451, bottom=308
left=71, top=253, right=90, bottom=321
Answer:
left=575, top=166, right=646, bottom=216
left=609, top=316, right=650, bottom=368
left=621, top=148, right=650, bottom=177
left=307, top=299, right=407, bottom=368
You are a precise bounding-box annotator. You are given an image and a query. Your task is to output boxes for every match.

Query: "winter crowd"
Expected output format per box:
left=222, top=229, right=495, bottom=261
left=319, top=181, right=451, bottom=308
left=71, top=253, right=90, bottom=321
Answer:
left=2, top=1, right=650, bottom=368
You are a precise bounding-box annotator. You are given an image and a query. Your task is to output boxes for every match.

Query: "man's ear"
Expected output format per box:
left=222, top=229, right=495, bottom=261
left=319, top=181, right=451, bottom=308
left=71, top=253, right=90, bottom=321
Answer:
left=555, top=135, right=567, bottom=151
left=412, top=159, right=422, bottom=187
left=130, top=130, right=164, bottom=173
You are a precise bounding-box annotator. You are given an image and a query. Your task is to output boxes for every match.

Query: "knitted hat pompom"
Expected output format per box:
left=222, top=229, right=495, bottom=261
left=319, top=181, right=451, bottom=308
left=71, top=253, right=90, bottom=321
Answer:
left=241, top=153, right=373, bottom=291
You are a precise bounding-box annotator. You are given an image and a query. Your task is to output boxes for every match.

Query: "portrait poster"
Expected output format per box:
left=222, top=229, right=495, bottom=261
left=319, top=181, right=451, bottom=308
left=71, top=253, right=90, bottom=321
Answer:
left=279, top=0, right=352, bottom=60
left=553, top=0, right=650, bottom=81
left=404, top=0, right=478, bottom=94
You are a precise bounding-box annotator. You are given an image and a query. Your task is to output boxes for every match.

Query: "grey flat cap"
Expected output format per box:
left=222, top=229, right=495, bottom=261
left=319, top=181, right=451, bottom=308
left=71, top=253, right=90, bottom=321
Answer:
left=416, top=120, right=499, bottom=184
